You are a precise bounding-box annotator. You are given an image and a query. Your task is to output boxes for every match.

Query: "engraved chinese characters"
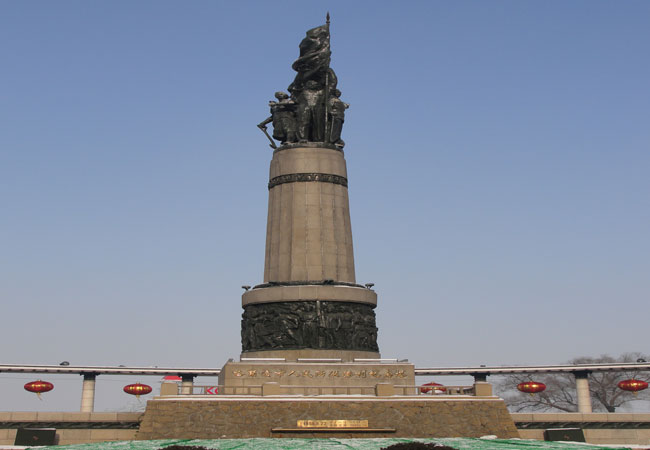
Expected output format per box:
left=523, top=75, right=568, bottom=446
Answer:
left=297, top=420, right=368, bottom=429
left=231, top=367, right=407, bottom=379
left=257, top=20, right=349, bottom=149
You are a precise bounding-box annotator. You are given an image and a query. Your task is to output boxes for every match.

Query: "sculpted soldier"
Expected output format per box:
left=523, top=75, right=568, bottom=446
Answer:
left=328, top=88, right=348, bottom=148
left=258, top=91, right=297, bottom=147
left=301, top=304, right=319, bottom=348
left=295, top=80, right=325, bottom=142
left=271, top=92, right=297, bottom=143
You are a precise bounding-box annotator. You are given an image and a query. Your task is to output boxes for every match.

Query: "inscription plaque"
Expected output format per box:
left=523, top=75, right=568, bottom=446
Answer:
left=297, top=419, right=369, bottom=428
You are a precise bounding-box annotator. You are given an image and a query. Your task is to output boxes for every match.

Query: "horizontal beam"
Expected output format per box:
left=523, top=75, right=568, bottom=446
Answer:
left=0, top=364, right=222, bottom=376
left=1, top=362, right=649, bottom=377
left=414, top=362, right=650, bottom=376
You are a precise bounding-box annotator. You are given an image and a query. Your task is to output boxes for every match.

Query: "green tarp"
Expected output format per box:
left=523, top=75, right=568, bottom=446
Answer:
left=32, top=438, right=631, bottom=450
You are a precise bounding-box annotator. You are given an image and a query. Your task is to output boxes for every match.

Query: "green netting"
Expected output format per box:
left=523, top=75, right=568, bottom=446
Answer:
left=31, top=438, right=631, bottom=450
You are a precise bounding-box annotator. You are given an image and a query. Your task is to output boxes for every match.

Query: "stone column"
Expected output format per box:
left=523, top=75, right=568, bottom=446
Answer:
left=473, top=382, right=493, bottom=397
left=574, top=371, right=593, bottom=413
left=180, top=374, right=194, bottom=395
left=80, top=373, right=97, bottom=412
left=263, top=145, right=355, bottom=283
left=241, top=144, right=380, bottom=361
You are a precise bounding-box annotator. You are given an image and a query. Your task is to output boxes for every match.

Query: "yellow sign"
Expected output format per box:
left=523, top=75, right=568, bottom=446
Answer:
left=297, top=420, right=369, bottom=429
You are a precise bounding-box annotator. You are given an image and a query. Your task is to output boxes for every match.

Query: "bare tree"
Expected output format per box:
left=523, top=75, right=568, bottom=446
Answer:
left=494, top=353, right=650, bottom=413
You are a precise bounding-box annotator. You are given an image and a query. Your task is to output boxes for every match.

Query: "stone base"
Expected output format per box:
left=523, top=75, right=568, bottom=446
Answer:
left=219, top=361, right=415, bottom=391
left=136, top=396, right=519, bottom=439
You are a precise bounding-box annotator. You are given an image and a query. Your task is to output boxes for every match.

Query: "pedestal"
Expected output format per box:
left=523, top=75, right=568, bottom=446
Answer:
left=218, top=360, right=416, bottom=394
left=136, top=395, right=519, bottom=439
left=241, top=145, right=380, bottom=358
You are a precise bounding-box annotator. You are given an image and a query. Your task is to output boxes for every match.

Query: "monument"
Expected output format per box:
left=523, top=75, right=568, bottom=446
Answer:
left=216, top=14, right=417, bottom=393
left=136, top=16, right=518, bottom=440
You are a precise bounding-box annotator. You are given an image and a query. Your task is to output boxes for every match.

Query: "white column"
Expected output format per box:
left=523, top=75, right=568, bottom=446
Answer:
left=574, top=371, right=592, bottom=413
left=80, top=373, right=97, bottom=412
left=181, top=374, right=194, bottom=395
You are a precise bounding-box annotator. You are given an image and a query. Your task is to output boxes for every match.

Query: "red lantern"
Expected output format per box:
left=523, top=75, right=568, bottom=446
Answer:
left=24, top=380, right=54, bottom=399
left=420, top=382, right=446, bottom=394
left=517, top=381, right=546, bottom=395
left=618, top=379, right=648, bottom=394
left=123, top=383, right=152, bottom=398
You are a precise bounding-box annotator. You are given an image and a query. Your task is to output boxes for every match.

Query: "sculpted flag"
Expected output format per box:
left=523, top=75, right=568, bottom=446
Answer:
left=288, top=22, right=338, bottom=105
left=292, top=24, right=331, bottom=77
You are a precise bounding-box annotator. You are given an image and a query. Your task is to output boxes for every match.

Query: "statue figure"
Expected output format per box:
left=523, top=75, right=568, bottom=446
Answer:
left=257, top=16, right=350, bottom=149
left=252, top=321, right=268, bottom=349
left=323, top=306, right=341, bottom=348
left=302, top=304, right=319, bottom=348
left=296, top=80, right=325, bottom=142
left=257, top=92, right=297, bottom=148
left=278, top=308, right=300, bottom=347
left=327, top=88, right=348, bottom=148
left=335, top=309, right=353, bottom=348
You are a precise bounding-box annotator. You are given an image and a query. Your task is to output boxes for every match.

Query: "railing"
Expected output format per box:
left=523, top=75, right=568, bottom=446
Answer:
left=401, top=385, right=475, bottom=396
left=3, top=361, right=649, bottom=377
left=181, top=384, right=475, bottom=397
left=8, top=361, right=646, bottom=412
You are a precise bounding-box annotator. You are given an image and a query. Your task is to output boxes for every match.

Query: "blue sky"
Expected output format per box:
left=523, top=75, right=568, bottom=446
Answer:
left=1, top=1, right=649, bottom=411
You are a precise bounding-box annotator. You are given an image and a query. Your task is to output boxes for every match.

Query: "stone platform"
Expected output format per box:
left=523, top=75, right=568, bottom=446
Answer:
left=136, top=395, right=519, bottom=439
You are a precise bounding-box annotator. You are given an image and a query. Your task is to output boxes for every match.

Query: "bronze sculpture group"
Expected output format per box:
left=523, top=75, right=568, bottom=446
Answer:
left=242, top=301, right=378, bottom=352
left=258, top=17, right=349, bottom=149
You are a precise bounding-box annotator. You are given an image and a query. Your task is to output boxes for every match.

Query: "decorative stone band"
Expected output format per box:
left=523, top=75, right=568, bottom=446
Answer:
left=275, top=142, right=342, bottom=152
left=254, top=280, right=366, bottom=289
left=241, top=301, right=379, bottom=353
left=514, top=420, right=650, bottom=430
left=0, top=421, right=140, bottom=430
left=242, top=285, right=377, bottom=307
left=268, top=173, right=348, bottom=190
